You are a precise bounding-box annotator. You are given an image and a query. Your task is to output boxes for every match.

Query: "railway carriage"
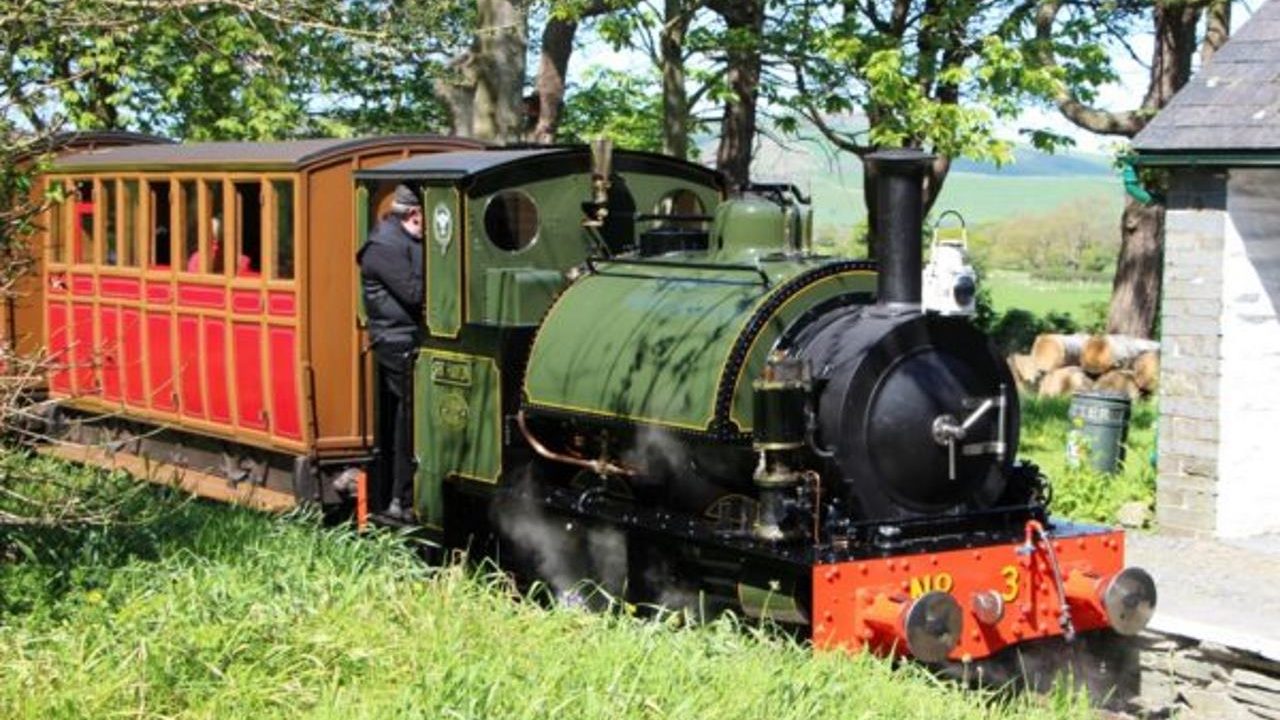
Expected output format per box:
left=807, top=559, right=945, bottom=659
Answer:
left=35, top=135, right=480, bottom=503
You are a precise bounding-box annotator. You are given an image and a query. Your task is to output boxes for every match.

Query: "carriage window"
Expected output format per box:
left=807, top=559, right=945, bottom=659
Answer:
left=103, top=180, right=118, bottom=265
left=234, top=181, right=261, bottom=277
left=74, top=180, right=95, bottom=264
left=149, top=181, right=172, bottom=269
left=181, top=180, right=198, bottom=272
left=205, top=180, right=224, bottom=274
left=121, top=180, right=139, bottom=266
left=273, top=180, right=294, bottom=280
left=48, top=182, right=65, bottom=263
left=484, top=190, right=539, bottom=252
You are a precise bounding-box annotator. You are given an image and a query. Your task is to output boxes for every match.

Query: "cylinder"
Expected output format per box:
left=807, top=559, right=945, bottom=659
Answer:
left=1066, top=390, right=1132, bottom=473
left=868, top=149, right=935, bottom=306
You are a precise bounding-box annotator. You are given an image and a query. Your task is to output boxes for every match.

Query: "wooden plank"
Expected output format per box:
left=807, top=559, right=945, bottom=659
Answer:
left=38, top=441, right=297, bottom=512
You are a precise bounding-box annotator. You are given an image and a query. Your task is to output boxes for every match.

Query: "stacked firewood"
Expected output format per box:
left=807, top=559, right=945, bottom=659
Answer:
left=1007, top=334, right=1160, bottom=399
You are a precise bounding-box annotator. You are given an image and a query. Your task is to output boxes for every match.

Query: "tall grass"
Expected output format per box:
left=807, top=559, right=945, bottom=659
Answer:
left=1018, top=396, right=1157, bottom=525
left=0, top=450, right=1092, bottom=719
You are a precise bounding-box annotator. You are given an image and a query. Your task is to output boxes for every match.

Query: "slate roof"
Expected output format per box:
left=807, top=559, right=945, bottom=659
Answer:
left=1133, top=0, right=1280, bottom=154
left=52, top=135, right=481, bottom=171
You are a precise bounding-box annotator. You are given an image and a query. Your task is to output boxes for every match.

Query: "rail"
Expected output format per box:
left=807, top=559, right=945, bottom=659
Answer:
left=584, top=256, right=771, bottom=287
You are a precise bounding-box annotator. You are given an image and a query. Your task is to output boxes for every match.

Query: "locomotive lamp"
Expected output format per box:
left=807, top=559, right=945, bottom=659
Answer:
left=752, top=352, right=812, bottom=541
left=922, top=211, right=978, bottom=316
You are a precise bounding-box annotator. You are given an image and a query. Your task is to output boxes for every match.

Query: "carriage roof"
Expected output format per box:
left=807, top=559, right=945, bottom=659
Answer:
left=50, top=135, right=481, bottom=173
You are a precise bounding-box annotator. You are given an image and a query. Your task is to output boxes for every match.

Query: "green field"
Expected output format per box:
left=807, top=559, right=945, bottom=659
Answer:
left=0, top=450, right=1099, bottom=719
left=984, top=270, right=1111, bottom=320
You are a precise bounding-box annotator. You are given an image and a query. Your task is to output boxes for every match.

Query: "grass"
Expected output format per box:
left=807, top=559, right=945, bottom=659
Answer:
left=984, top=270, right=1111, bottom=320
left=0, top=450, right=1095, bottom=719
left=1018, top=395, right=1158, bottom=526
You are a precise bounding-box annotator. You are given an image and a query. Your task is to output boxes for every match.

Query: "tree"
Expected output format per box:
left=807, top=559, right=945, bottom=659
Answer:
left=781, top=0, right=1066, bottom=254
left=1034, top=0, right=1233, bottom=338
left=436, top=0, right=530, bottom=142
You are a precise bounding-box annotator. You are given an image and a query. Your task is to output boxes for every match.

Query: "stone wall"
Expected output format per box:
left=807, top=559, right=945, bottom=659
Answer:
left=1157, top=171, right=1226, bottom=538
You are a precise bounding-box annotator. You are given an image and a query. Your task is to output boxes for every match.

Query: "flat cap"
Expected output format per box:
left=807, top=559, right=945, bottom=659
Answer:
left=393, top=184, right=421, bottom=208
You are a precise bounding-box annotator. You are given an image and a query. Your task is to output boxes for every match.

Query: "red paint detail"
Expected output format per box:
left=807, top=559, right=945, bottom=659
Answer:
left=71, top=274, right=94, bottom=296
left=202, top=318, right=231, bottom=423
left=231, top=290, right=264, bottom=315
left=356, top=470, right=368, bottom=533
left=100, top=276, right=142, bottom=300
left=146, top=282, right=172, bottom=305
left=121, top=309, right=146, bottom=406
left=269, top=326, right=301, bottom=439
left=267, top=291, right=296, bottom=317
left=232, top=322, right=266, bottom=431
left=99, top=306, right=122, bottom=401
left=71, top=303, right=97, bottom=395
left=811, top=529, right=1127, bottom=662
left=177, top=283, right=226, bottom=309
left=176, top=314, right=204, bottom=418
left=48, top=303, right=71, bottom=393
left=146, top=312, right=176, bottom=411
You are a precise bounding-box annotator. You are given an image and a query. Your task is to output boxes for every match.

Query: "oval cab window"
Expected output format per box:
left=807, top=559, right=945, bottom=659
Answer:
left=484, top=190, right=540, bottom=252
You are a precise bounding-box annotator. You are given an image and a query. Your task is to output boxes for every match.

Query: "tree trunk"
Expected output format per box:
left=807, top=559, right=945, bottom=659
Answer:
left=660, top=0, right=691, bottom=158
left=531, top=15, right=577, bottom=144
left=710, top=0, right=764, bottom=190
left=440, top=0, right=527, bottom=142
left=472, top=0, right=527, bottom=143
left=1106, top=195, right=1165, bottom=339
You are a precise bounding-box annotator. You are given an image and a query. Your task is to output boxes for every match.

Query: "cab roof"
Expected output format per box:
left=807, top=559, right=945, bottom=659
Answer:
left=354, top=146, right=724, bottom=196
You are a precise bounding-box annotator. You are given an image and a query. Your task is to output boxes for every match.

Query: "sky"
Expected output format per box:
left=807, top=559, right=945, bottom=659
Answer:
left=570, top=3, right=1260, bottom=157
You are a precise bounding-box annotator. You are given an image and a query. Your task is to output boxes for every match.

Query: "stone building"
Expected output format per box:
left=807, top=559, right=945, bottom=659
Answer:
left=1132, top=1, right=1280, bottom=538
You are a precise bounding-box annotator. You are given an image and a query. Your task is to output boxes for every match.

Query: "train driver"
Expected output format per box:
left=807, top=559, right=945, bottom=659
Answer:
left=356, top=184, right=425, bottom=522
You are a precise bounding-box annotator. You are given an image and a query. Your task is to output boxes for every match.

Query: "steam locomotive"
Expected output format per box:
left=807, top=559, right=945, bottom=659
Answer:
left=28, top=137, right=1153, bottom=677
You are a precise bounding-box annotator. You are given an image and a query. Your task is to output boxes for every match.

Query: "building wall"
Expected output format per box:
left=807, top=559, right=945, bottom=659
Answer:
left=1158, top=168, right=1280, bottom=538
left=1218, top=170, right=1280, bottom=537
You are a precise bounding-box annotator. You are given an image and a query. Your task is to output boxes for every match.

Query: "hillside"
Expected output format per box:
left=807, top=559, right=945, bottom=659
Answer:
left=744, top=136, right=1124, bottom=230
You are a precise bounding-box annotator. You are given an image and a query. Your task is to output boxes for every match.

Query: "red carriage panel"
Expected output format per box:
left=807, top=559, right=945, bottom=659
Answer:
left=146, top=312, right=177, bottom=412
left=233, top=322, right=267, bottom=431
left=231, top=290, right=263, bottom=315
left=101, top=276, right=142, bottom=301
left=71, top=303, right=97, bottom=395
left=202, top=318, right=231, bottom=424
left=268, top=326, right=301, bottom=440
left=99, top=305, right=122, bottom=402
left=267, top=291, right=296, bottom=317
left=176, top=314, right=204, bottom=418
left=121, top=308, right=146, bottom=406
left=48, top=302, right=71, bottom=394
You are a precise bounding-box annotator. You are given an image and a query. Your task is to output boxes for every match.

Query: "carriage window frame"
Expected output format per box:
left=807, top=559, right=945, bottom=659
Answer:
left=72, top=178, right=96, bottom=266
left=230, top=179, right=263, bottom=279
left=47, top=180, right=66, bottom=264
left=482, top=189, right=541, bottom=254
left=271, top=179, right=295, bottom=281
left=119, top=179, right=140, bottom=268
left=147, top=178, right=174, bottom=271
left=176, top=179, right=201, bottom=278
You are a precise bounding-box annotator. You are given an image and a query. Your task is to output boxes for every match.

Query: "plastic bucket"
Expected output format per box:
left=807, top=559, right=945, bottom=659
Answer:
left=1066, top=391, right=1132, bottom=474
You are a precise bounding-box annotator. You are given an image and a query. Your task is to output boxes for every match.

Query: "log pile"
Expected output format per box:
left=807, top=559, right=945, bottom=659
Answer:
left=1009, top=334, right=1159, bottom=399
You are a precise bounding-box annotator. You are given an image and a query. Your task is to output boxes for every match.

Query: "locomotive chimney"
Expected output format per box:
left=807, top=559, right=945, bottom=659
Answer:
left=868, top=149, right=935, bottom=307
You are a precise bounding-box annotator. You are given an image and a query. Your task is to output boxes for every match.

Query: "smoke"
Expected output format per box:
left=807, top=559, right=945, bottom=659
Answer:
left=622, top=426, right=688, bottom=480
left=491, top=471, right=628, bottom=608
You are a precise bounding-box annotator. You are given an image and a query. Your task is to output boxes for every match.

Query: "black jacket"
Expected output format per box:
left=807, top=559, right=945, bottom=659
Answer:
left=357, top=216, right=424, bottom=348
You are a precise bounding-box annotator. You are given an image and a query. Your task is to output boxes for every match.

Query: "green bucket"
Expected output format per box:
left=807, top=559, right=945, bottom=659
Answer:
left=1066, top=391, right=1132, bottom=474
